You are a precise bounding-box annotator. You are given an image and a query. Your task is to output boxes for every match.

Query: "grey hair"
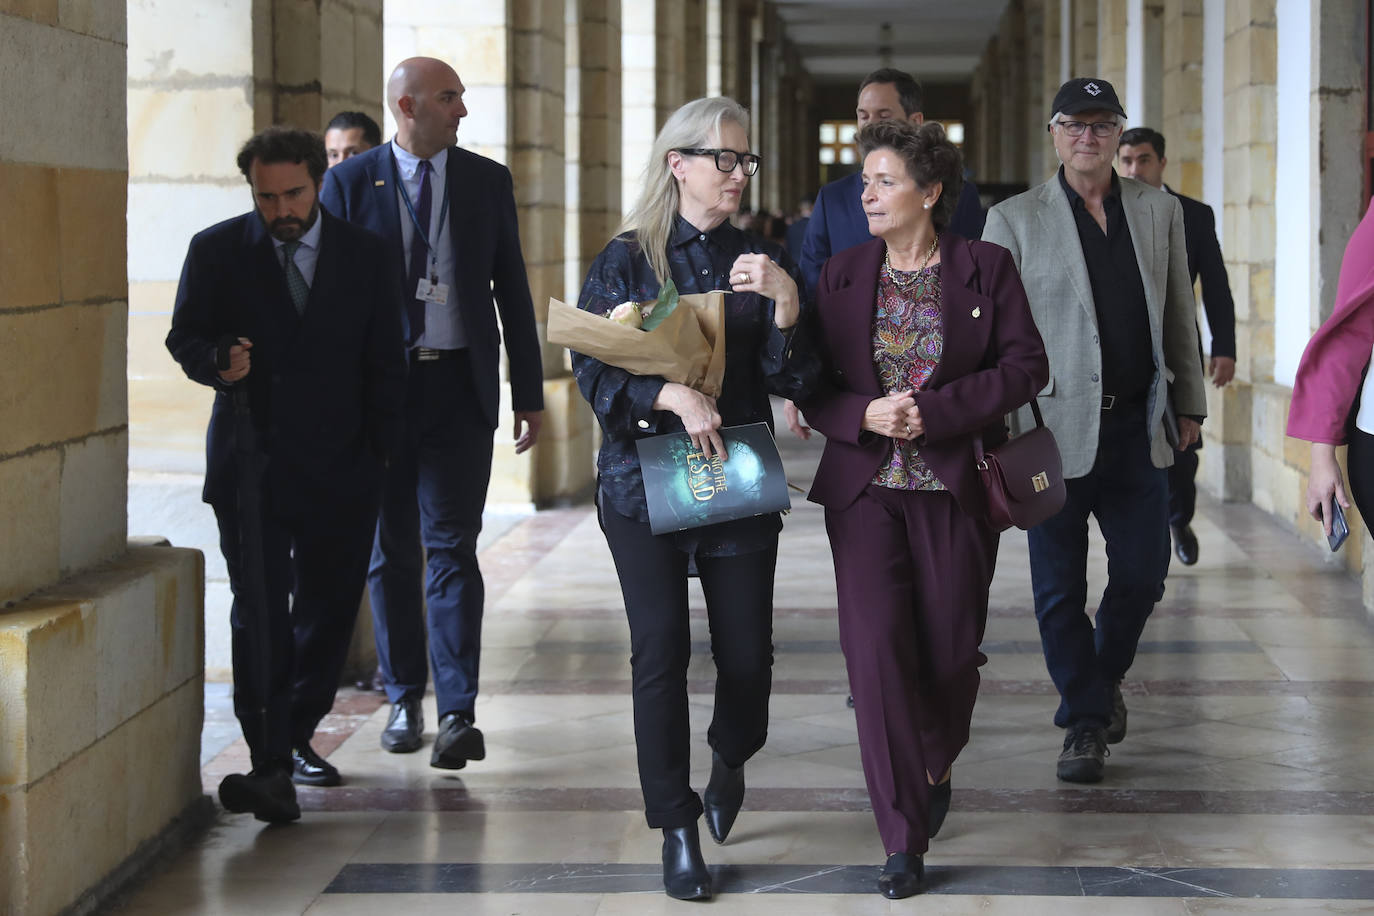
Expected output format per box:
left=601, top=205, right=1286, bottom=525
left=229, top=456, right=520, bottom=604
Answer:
left=619, top=96, right=752, bottom=286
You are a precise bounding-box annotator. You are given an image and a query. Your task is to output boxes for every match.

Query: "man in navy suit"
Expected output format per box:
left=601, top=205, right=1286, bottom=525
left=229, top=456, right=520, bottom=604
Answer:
left=1118, top=127, right=1237, bottom=566
left=167, top=127, right=405, bottom=821
left=787, top=67, right=985, bottom=439
left=321, top=57, right=545, bottom=770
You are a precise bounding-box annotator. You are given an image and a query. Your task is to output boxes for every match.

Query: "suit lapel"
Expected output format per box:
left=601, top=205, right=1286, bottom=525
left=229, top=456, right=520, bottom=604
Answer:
left=827, top=240, right=884, bottom=395
left=243, top=216, right=300, bottom=340
left=369, top=150, right=406, bottom=272
left=444, top=148, right=471, bottom=288
left=1121, top=181, right=1165, bottom=352
left=927, top=236, right=993, bottom=390
left=1036, top=179, right=1098, bottom=331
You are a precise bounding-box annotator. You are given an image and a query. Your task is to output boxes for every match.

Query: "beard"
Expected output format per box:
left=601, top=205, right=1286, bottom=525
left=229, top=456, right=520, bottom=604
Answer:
left=263, top=201, right=320, bottom=242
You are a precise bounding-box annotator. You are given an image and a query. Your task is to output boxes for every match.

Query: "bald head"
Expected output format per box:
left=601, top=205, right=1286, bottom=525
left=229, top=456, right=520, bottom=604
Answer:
left=387, top=57, right=467, bottom=159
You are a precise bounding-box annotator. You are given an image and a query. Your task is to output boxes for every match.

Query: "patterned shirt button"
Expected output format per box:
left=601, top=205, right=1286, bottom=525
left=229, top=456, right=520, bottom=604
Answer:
left=701, top=268, right=709, bottom=275
left=637, top=419, right=650, bottom=429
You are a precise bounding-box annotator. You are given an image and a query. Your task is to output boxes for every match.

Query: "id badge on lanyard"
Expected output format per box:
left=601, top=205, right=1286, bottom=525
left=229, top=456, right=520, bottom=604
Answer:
left=395, top=154, right=451, bottom=305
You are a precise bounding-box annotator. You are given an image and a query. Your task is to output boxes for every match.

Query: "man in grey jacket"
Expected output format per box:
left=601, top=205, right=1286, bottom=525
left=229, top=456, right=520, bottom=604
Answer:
left=982, top=78, right=1206, bottom=783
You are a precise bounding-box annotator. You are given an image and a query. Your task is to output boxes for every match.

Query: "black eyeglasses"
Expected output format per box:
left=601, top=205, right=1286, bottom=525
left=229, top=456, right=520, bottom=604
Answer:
left=675, top=148, right=762, bottom=176
left=1054, top=119, right=1120, bottom=138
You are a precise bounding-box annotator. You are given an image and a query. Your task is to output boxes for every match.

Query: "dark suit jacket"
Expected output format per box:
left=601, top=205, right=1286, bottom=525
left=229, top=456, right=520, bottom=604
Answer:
left=320, top=143, right=545, bottom=429
left=799, top=235, right=1049, bottom=518
left=1167, top=188, right=1236, bottom=360
left=165, top=209, right=406, bottom=518
left=799, top=171, right=986, bottom=297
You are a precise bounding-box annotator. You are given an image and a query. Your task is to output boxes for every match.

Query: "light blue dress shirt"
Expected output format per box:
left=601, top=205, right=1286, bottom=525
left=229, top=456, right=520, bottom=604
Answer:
left=271, top=208, right=323, bottom=287
left=391, top=140, right=466, bottom=350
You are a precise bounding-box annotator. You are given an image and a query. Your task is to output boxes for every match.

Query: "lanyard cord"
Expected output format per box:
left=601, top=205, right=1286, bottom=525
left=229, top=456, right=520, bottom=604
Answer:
left=393, top=152, right=450, bottom=277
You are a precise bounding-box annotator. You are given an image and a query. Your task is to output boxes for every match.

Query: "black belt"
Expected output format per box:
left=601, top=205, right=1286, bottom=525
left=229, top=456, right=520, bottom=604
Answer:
left=412, top=347, right=464, bottom=362
left=1101, top=394, right=1146, bottom=411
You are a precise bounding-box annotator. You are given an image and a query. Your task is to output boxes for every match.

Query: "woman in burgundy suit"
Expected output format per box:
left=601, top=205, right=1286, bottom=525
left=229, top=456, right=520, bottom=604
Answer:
left=798, top=120, right=1047, bottom=898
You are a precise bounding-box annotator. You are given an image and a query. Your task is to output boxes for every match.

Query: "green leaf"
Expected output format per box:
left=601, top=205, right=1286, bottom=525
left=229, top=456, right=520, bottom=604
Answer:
left=639, top=279, right=680, bottom=332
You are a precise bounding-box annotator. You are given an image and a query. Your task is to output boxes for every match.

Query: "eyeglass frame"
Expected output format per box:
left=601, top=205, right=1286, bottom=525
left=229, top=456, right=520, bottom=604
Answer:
left=673, top=147, right=763, bottom=176
left=1048, top=118, right=1122, bottom=138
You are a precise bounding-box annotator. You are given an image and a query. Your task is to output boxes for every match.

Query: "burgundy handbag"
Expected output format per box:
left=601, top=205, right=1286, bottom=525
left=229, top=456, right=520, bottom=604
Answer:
left=973, top=399, right=1066, bottom=532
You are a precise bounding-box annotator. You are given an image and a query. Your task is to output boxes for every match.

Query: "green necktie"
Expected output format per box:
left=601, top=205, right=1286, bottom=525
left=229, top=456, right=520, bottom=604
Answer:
left=281, top=239, right=309, bottom=315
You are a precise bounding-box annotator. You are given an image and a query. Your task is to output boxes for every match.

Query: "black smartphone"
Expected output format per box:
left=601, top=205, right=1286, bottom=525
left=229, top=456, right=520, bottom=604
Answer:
left=1321, top=500, right=1350, bottom=552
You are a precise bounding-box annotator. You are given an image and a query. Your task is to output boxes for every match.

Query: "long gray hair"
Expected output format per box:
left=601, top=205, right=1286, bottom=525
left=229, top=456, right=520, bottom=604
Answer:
left=619, top=96, right=752, bottom=286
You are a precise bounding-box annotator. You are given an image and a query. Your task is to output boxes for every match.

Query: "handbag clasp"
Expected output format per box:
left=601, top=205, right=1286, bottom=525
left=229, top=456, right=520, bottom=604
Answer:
left=1031, top=471, right=1050, bottom=492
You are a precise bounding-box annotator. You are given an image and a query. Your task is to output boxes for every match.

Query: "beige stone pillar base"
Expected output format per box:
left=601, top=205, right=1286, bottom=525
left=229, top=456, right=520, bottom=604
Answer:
left=0, top=545, right=205, bottom=916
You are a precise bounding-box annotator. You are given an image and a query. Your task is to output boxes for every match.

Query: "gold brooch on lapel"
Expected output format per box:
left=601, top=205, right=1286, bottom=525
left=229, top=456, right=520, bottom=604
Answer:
left=971, top=307, right=982, bottom=318
left=374, top=179, right=386, bottom=187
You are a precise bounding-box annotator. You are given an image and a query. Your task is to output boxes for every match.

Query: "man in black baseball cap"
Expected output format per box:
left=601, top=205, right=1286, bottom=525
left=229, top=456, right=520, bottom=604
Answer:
left=984, top=76, right=1206, bottom=786
left=1048, top=77, right=1128, bottom=122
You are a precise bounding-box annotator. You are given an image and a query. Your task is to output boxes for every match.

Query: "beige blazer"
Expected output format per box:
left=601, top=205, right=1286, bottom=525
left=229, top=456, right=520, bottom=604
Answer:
left=982, top=174, right=1207, bottom=478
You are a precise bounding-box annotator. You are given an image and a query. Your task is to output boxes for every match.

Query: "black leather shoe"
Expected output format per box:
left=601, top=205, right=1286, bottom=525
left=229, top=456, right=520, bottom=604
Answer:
left=928, top=776, right=952, bottom=838
left=1173, top=524, right=1199, bottom=565
left=291, top=743, right=341, bottom=787
left=878, top=852, right=924, bottom=899
left=218, top=767, right=301, bottom=823
left=661, top=824, right=712, bottom=900
left=846, top=694, right=855, bottom=708
left=430, top=712, right=485, bottom=770
left=381, top=698, right=423, bottom=753
left=703, top=751, right=745, bottom=844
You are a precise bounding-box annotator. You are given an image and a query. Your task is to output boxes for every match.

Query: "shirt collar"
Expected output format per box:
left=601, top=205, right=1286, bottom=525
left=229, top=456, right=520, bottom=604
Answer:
left=391, top=139, right=449, bottom=179
left=271, top=208, right=323, bottom=252
left=670, top=213, right=740, bottom=248
left=1057, top=166, right=1122, bottom=211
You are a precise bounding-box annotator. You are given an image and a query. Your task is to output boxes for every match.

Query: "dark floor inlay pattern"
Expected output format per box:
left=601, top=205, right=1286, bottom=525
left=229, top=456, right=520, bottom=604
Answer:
left=324, top=862, right=1374, bottom=898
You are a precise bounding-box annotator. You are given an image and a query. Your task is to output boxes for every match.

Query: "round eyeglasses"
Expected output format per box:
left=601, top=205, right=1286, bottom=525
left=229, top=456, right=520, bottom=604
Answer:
left=675, top=148, right=762, bottom=176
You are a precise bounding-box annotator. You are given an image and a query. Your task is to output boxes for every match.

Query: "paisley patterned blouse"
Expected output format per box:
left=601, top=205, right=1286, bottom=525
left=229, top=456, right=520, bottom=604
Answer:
left=872, top=261, right=946, bottom=491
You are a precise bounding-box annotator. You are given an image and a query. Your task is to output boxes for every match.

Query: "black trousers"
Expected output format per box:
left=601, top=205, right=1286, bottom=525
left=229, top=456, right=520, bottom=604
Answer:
left=599, top=500, right=777, bottom=828
left=215, top=489, right=378, bottom=772
left=1349, top=428, right=1374, bottom=524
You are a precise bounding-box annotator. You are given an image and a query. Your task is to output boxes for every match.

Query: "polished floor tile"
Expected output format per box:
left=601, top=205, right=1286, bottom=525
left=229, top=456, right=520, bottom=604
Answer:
left=113, top=406, right=1374, bottom=914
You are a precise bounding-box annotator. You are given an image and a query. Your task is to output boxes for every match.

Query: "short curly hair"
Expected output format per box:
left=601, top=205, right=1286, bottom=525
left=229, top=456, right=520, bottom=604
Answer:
left=856, top=120, right=964, bottom=231
left=236, top=126, right=328, bottom=186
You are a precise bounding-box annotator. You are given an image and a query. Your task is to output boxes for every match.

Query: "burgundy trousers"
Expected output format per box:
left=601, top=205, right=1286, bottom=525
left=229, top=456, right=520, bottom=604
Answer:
left=825, top=485, right=999, bottom=856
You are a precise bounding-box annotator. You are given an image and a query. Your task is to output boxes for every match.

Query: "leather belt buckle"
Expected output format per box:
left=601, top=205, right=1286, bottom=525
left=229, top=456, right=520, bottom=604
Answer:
left=1101, top=395, right=1116, bottom=410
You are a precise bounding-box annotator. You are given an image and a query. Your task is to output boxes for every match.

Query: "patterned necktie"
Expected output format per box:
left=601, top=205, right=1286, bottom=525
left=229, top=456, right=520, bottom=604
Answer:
left=405, top=159, right=433, bottom=344
left=281, top=239, right=309, bottom=316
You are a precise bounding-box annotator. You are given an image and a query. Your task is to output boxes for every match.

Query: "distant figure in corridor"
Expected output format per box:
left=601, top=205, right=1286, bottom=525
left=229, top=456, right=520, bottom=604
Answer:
left=571, top=96, right=818, bottom=901
left=798, top=120, right=1047, bottom=898
left=1289, top=204, right=1374, bottom=535
left=324, top=110, right=381, bottom=168
left=1117, top=126, right=1236, bottom=566
left=982, top=78, right=1207, bottom=784
left=166, top=127, right=405, bottom=821
left=321, top=57, right=545, bottom=772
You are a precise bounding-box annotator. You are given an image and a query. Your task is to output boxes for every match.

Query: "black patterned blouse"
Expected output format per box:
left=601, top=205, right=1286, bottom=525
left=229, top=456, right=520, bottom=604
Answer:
left=572, top=215, right=819, bottom=556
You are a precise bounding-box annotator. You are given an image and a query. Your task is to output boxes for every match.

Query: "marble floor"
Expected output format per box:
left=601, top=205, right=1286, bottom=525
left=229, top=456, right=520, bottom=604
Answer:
left=111, top=414, right=1374, bottom=914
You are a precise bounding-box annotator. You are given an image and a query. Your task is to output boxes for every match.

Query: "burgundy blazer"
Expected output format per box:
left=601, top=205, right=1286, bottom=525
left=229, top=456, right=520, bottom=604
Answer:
left=800, top=234, right=1049, bottom=517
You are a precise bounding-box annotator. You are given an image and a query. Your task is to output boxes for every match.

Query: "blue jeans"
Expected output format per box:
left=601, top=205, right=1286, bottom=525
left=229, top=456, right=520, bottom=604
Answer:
left=1027, top=405, right=1170, bottom=729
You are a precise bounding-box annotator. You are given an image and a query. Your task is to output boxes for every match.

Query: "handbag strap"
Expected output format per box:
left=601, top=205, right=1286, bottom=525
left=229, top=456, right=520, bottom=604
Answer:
left=974, top=397, right=1045, bottom=466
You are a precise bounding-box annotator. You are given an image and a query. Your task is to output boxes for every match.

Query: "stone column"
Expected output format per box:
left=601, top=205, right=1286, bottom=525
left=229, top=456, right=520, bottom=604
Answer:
left=1071, top=0, right=1098, bottom=75
left=996, top=5, right=1028, bottom=185
left=2, top=6, right=202, bottom=914
left=1098, top=0, right=1129, bottom=92
left=621, top=0, right=692, bottom=217
left=1022, top=0, right=1049, bottom=183
left=684, top=0, right=707, bottom=100
left=257, top=0, right=384, bottom=131
left=1161, top=0, right=1205, bottom=196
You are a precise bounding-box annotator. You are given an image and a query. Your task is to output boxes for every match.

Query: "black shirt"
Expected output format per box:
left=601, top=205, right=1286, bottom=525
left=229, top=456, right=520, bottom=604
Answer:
left=572, top=215, right=818, bottom=555
left=1058, top=168, right=1153, bottom=403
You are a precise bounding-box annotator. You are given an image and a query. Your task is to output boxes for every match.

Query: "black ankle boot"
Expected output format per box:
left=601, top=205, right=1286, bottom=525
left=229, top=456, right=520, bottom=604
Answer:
left=878, top=851, right=924, bottom=898
left=661, top=824, right=712, bottom=900
left=928, top=777, right=952, bottom=838
left=703, top=751, right=745, bottom=844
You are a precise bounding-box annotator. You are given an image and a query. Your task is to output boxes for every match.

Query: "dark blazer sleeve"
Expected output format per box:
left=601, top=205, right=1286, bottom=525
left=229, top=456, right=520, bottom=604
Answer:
left=914, top=244, right=1048, bottom=443
left=799, top=185, right=835, bottom=300
left=358, top=232, right=407, bottom=458
left=489, top=165, right=545, bottom=413
left=166, top=231, right=228, bottom=390
left=1190, top=201, right=1236, bottom=359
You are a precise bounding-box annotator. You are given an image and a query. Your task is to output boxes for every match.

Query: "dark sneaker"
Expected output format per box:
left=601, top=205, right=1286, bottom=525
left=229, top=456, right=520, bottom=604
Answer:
left=1106, top=681, right=1128, bottom=745
left=1057, top=725, right=1108, bottom=783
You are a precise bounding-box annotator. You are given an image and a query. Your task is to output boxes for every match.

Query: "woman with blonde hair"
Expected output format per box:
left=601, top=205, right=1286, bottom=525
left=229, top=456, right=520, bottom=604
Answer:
left=571, top=96, right=817, bottom=900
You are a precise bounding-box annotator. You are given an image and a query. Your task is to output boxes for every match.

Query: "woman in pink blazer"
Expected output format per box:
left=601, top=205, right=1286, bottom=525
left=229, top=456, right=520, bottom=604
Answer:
left=1288, top=204, right=1374, bottom=534
left=798, top=121, right=1048, bottom=898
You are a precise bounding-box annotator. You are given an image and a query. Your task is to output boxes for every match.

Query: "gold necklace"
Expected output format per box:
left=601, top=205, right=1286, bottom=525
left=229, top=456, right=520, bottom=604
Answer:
left=884, top=233, right=940, bottom=278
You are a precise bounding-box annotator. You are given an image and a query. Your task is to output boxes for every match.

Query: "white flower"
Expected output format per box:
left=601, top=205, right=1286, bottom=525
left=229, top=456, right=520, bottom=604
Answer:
left=608, top=302, right=644, bottom=329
